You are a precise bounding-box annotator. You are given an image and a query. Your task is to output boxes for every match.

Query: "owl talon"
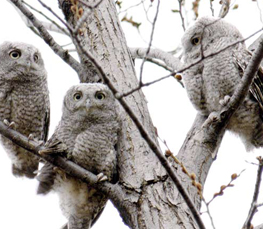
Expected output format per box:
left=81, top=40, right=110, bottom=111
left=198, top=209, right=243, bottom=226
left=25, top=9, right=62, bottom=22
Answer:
left=3, top=119, right=9, bottom=126
left=37, top=140, right=44, bottom=146
left=3, top=119, right=15, bottom=129
left=28, top=134, right=34, bottom=141
left=219, top=95, right=231, bottom=107
left=97, top=173, right=108, bottom=182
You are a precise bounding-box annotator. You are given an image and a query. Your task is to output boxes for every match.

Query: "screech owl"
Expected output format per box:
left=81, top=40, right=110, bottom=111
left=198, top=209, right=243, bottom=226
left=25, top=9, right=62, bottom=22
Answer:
left=181, top=16, right=263, bottom=151
left=0, top=41, right=50, bottom=178
left=37, top=83, right=120, bottom=229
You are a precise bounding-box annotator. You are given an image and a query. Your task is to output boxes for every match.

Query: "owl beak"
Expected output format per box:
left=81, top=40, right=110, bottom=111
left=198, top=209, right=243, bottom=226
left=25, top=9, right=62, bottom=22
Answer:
left=85, top=99, right=91, bottom=111
left=26, top=61, right=31, bottom=72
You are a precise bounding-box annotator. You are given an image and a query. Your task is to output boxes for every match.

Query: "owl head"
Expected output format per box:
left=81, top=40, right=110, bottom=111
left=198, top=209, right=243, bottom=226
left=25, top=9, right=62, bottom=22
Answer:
left=0, top=41, right=46, bottom=81
left=62, top=83, right=119, bottom=123
left=181, top=16, right=244, bottom=63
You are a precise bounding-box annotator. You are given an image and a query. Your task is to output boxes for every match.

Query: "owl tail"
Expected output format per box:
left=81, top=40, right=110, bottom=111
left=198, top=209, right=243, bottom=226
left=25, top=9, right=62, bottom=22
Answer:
left=36, top=163, right=56, bottom=195
left=12, top=163, right=38, bottom=179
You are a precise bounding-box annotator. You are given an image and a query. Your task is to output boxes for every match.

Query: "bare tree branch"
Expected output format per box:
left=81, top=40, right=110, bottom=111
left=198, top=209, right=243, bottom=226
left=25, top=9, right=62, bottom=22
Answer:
left=0, top=120, right=138, bottom=227
left=130, top=47, right=183, bottom=70
left=218, top=0, right=231, bottom=18
left=176, top=35, right=263, bottom=229
left=139, top=0, right=160, bottom=84
left=243, top=157, right=263, bottom=229
left=210, top=0, right=215, bottom=17
left=7, top=0, right=69, bottom=35
left=37, top=0, right=72, bottom=32
left=9, top=0, right=85, bottom=78
left=118, top=73, right=182, bottom=99
left=22, top=0, right=70, bottom=35
left=118, top=0, right=146, bottom=15
left=201, top=198, right=216, bottom=229
left=178, top=0, right=186, bottom=31
left=72, top=31, right=206, bottom=229
left=141, top=57, right=174, bottom=72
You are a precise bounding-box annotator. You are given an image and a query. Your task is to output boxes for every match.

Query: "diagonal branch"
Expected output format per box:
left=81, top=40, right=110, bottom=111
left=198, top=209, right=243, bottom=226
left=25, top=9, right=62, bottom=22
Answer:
left=243, top=157, right=263, bottom=229
left=7, top=0, right=69, bottom=35
left=21, top=0, right=70, bottom=35
left=9, top=0, right=85, bottom=78
left=0, top=120, right=135, bottom=225
left=72, top=32, right=206, bottom=229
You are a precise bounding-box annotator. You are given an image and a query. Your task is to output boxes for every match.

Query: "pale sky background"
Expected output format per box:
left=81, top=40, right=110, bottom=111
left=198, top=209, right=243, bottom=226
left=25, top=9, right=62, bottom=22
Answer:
left=0, top=1, right=262, bottom=229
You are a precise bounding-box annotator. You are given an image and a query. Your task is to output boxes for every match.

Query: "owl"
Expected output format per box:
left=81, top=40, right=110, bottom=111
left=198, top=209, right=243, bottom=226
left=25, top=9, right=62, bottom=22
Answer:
left=37, top=83, right=120, bottom=229
left=181, top=16, right=263, bottom=151
left=0, top=41, right=50, bottom=178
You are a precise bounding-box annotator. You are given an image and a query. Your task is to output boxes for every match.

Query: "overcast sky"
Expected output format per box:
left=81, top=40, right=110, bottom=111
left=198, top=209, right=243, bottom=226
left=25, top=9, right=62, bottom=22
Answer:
left=0, top=1, right=262, bottom=229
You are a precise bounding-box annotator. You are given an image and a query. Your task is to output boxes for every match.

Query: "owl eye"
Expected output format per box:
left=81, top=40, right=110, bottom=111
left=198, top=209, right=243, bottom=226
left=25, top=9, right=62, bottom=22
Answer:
left=95, top=92, right=105, bottom=100
left=191, top=37, right=201, bottom=46
left=33, top=53, right=39, bottom=63
left=9, top=50, right=21, bottom=59
left=73, top=92, right=82, bottom=101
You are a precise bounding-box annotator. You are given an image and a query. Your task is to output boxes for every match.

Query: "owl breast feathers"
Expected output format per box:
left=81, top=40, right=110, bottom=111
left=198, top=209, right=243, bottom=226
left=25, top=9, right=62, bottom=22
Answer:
left=37, top=83, right=120, bottom=229
left=181, top=16, right=263, bottom=151
left=0, top=41, right=50, bottom=178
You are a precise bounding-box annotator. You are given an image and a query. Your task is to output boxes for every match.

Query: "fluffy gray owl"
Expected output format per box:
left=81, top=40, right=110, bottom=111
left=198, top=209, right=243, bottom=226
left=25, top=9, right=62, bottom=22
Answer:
left=37, top=83, right=120, bottom=229
left=181, top=16, right=263, bottom=151
left=0, top=41, right=50, bottom=178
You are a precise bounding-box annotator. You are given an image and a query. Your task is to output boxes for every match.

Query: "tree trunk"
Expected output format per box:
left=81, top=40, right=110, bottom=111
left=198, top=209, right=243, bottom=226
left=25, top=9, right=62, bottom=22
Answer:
left=57, top=0, right=219, bottom=228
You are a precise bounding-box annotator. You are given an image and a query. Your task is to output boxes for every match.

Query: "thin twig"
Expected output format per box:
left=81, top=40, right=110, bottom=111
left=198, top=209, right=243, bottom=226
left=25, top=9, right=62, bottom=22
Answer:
left=22, top=0, right=70, bottom=36
left=178, top=0, right=186, bottom=31
left=118, top=74, right=173, bottom=98
left=218, top=0, right=231, bottom=18
left=200, top=170, right=245, bottom=229
left=143, top=57, right=173, bottom=72
left=202, top=197, right=216, bottom=229
left=210, top=0, right=214, bottom=17
left=206, top=170, right=245, bottom=206
left=10, top=0, right=83, bottom=77
left=243, top=157, right=263, bottom=229
left=256, top=0, right=263, bottom=25
left=72, top=30, right=206, bottom=229
left=37, top=0, right=72, bottom=32
left=118, top=72, right=183, bottom=98
left=118, top=0, right=145, bottom=14
left=177, top=28, right=263, bottom=74
left=139, top=0, right=160, bottom=84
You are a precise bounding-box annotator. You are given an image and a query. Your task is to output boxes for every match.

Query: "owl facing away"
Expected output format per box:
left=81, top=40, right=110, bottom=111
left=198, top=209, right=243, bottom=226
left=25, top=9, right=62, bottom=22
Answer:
left=0, top=41, right=50, bottom=178
left=37, top=83, right=120, bottom=229
left=181, top=16, right=263, bottom=151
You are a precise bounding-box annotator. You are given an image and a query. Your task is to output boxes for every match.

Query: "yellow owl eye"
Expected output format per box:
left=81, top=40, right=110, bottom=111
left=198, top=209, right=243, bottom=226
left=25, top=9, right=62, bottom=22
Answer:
left=34, top=54, right=39, bottom=63
left=191, top=37, right=201, bottom=45
left=9, top=50, right=21, bottom=59
left=95, top=92, right=105, bottom=100
left=73, top=92, right=82, bottom=101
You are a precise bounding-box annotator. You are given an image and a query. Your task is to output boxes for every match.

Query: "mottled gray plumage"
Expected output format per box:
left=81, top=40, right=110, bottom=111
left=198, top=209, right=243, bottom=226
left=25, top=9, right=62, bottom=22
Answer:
left=181, top=16, right=263, bottom=151
left=37, top=83, right=120, bottom=229
left=0, top=41, right=50, bottom=178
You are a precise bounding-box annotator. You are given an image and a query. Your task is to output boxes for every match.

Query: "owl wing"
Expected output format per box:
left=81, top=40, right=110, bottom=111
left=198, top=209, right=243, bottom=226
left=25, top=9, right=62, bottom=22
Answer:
left=38, top=128, right=68, bottom=155
left=37, top=127, right=68, bottom=194
left=41, top=109, right=50, bottom=142
left=233, top=49, right=263, bottom=112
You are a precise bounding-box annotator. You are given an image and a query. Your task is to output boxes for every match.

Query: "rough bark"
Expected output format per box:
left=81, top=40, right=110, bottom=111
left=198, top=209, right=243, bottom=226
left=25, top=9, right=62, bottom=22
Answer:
left=57, top=0, right=207, bottom=228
